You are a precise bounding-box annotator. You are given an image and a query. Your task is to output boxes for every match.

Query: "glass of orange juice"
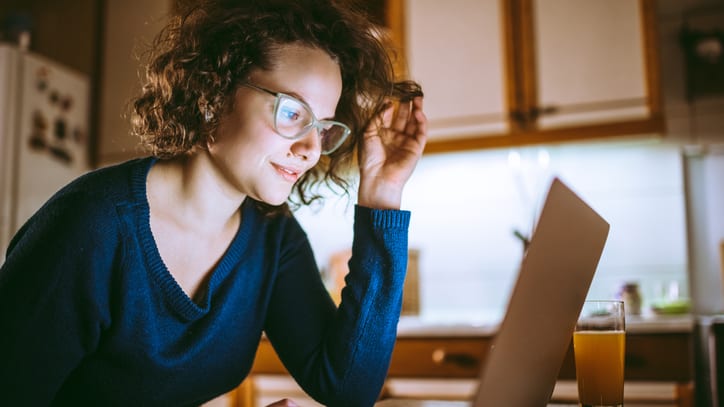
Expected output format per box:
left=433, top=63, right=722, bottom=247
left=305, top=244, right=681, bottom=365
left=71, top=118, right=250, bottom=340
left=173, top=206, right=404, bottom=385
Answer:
left=574, top=300, right=625, bottom=407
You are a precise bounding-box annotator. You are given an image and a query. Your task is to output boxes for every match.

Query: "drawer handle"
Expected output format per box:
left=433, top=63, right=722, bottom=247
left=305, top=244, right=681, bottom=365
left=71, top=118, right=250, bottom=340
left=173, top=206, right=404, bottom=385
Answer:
left=431, top=348, right=478, bottom=368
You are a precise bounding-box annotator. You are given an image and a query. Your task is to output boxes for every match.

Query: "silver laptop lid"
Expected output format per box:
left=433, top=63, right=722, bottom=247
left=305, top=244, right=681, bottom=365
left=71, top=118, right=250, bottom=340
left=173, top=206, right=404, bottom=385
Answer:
left=472, top=177, right=610, bottom=407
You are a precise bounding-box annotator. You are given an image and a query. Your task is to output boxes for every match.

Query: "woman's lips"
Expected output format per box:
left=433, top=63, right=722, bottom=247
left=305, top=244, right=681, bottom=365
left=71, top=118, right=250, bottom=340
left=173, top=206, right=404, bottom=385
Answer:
left=272, top=163, right=301, bottom=183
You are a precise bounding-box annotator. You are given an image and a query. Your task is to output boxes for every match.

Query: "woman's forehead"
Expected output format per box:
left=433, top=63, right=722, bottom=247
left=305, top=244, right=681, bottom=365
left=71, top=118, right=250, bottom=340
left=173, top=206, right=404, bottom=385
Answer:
left=250, top=44, right=342, bottom=117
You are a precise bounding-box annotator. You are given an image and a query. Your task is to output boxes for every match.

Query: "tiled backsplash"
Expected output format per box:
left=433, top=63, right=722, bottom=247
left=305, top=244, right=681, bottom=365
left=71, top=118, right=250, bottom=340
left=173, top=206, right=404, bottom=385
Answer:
left=294, top=138, right=688, bottom=323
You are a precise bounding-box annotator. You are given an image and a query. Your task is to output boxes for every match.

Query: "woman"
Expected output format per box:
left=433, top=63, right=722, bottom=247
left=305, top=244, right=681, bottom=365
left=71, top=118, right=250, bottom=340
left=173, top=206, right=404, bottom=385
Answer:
left=0, top=0, right=426, bottom=406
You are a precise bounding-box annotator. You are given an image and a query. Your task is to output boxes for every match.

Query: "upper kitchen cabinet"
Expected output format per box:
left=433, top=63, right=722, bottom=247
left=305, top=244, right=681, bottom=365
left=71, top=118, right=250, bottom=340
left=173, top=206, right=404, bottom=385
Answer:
left=404, top=0, right=509, bottom=145
left=530, top=0, right=660, bottom=130
left=399, top=0, right=664, bottom=153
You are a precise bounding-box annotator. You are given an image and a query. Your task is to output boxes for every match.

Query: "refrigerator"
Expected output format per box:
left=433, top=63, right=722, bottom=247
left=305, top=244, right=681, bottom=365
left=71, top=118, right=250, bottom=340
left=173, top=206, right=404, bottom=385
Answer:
left=685, top=147, right=724, bottom=406
left=0, top=43, right=90, bottom=262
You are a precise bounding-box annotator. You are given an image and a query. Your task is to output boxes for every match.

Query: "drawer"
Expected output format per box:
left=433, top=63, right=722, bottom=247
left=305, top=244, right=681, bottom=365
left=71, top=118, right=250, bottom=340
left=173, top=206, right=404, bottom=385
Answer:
left=558, top=332, right=694, bottom=381
left=387, top=337, right=491, bottom=378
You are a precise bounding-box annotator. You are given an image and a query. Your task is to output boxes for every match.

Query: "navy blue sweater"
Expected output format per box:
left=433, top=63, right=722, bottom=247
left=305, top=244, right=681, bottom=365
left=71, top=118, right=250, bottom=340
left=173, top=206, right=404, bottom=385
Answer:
left=0, top=157, right=410, bottom=407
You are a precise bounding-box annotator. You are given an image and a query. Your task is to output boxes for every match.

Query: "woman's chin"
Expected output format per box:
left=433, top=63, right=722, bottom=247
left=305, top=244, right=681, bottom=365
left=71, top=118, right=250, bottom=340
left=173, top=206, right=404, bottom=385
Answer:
left=255, top=192, right=291, bottom=207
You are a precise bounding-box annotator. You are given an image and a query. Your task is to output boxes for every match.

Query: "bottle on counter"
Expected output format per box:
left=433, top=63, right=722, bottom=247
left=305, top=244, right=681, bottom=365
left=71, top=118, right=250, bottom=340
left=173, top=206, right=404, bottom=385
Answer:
left=618, top=282, right=642, bottom=316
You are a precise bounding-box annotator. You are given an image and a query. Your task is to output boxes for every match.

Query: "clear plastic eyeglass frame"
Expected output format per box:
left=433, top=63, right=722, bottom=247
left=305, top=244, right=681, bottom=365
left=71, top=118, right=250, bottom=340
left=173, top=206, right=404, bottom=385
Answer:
left=243, top=82, right=351, bottom=154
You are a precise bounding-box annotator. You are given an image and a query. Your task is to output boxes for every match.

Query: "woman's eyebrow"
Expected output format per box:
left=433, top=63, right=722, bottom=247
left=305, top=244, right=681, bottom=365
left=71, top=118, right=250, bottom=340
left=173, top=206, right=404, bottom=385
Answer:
left=284, top=90, right=337, bottom=121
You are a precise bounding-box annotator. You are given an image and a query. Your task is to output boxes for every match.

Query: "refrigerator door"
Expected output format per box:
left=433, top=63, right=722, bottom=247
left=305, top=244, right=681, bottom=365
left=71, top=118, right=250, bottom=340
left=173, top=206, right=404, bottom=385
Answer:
left=14, top=51, right=90, bottom=226
left=0, top=46, right=90, bottom=260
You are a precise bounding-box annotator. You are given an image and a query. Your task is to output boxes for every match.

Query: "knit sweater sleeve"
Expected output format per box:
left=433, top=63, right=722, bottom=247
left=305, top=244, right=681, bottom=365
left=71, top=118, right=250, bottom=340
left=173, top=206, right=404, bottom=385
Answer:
left=263, top=205, right=410, bottom=407
left=0, top=190, right=118, bottom=405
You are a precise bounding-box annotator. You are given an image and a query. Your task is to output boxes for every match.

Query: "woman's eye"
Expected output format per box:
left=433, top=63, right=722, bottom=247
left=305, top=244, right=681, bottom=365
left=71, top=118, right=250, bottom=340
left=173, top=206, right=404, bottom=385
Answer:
left=279, top=106, right=301, bottom=122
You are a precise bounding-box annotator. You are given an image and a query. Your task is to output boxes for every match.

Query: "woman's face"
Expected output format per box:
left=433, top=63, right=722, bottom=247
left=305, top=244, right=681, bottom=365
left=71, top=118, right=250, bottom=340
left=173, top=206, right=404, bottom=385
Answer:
left=208, top=44, right=343, bottom=205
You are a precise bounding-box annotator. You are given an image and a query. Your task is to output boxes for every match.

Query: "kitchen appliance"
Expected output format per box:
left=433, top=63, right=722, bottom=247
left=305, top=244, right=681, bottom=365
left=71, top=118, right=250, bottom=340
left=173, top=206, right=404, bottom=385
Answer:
left=0, top=43, right=90, bottom=262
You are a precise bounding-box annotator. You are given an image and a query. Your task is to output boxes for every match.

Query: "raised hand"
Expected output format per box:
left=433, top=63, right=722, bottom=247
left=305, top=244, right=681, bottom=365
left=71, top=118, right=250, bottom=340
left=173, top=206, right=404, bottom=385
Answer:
left=357, top=96, right=427, bottom=209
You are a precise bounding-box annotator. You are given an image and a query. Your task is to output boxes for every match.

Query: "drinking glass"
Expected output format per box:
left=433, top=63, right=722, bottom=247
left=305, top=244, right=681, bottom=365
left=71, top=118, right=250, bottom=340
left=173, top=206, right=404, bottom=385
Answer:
left=574, top=300, right=626, bottom=407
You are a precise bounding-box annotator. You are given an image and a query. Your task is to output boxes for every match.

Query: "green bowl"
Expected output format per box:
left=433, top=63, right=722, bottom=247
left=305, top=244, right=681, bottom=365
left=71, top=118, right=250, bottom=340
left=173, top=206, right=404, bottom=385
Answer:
left=650, top=299, right=691, bottom=315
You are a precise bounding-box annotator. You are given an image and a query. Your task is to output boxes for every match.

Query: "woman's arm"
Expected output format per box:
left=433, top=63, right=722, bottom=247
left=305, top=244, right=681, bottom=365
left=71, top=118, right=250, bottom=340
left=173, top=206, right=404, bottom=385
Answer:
left=263, top=207, right=410, bottom=407
left=0, top=192, right=117, bottom=405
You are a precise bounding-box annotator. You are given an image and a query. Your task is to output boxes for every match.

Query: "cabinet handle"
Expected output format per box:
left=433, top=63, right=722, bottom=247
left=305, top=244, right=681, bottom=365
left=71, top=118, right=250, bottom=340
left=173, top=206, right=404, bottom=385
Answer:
left=510, top=109, right=528, bottom=124
left=529, top=105, right=559, bottom=120
left=431, top=348, right=478, bottom=368
left=510, top=106, right=558, bottom=128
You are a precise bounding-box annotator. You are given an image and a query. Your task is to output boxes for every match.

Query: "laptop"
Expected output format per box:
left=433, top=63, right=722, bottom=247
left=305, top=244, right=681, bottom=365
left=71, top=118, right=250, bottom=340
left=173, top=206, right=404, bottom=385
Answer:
left=377, top=177, right=610, bottom=407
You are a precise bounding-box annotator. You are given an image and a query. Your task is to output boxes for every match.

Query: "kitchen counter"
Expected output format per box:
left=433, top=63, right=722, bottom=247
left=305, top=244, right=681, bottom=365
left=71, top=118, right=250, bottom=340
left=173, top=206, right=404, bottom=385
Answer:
left=396, top=313, right=695, bottom=337
left=238, top=314, right=697, bottom=407
left=386, top=314, right=696, bottom=406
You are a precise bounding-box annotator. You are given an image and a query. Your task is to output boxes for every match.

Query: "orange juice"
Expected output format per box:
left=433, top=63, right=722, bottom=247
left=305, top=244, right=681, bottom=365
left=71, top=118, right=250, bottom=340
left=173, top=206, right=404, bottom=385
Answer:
left=573, top=330, right=625, bottom=406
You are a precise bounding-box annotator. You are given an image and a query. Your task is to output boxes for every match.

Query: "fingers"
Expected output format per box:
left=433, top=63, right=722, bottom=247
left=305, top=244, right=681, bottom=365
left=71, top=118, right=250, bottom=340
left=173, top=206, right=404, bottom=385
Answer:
left=370, top=95, right=425, bottom=142
left=363, top=101, right=391, bottom=140
left=404, top=96, right=426, bottom=137
left=391, top=99, right=411, bottom=133
left=381, top=101, right=395, bottom=129
left=391, top=95, right=425, bottom=133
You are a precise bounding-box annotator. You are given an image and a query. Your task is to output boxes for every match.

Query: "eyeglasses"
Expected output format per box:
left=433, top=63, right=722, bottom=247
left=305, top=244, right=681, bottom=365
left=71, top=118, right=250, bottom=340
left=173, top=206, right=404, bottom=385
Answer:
left=243, top=82, right=351, bottom=155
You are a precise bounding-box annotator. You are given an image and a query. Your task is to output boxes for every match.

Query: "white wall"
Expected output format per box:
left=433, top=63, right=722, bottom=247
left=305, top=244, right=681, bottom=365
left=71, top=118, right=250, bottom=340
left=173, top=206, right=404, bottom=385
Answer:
left=294, top=138, right=689, bottom=323
left=98, top=0, right=172, bottom=166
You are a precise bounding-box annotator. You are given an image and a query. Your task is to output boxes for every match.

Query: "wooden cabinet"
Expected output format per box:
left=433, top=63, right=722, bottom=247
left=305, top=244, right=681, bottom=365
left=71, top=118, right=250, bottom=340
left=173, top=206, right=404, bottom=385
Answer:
left=239, top=330, right=694, bottom=406
left=404, top=0, right=509, bottom=142
left=532, top=0, right=653, bottom=129
left=395, top=0, right=664, bottom=153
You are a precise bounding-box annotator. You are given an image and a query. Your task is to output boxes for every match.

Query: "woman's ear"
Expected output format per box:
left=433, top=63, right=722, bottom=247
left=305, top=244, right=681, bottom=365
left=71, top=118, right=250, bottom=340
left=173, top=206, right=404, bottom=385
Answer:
left=197, top=96, right=213, bottom=123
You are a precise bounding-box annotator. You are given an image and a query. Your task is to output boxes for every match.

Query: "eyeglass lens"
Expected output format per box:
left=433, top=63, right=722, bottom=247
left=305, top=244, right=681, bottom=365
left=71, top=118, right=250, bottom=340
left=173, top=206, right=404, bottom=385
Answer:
left=275, top=95, right=347, bottom=153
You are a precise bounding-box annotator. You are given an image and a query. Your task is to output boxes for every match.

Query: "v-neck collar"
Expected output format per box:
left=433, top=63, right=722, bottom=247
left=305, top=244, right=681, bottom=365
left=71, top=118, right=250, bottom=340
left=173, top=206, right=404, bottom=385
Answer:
left=131, top=157, right=257, bottom=322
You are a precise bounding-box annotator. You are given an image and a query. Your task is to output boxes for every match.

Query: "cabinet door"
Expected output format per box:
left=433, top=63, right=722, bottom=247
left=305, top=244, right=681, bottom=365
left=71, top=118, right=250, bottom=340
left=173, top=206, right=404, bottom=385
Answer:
left=405, top=0, right=508, bottom=141
left=97, top=0, right=172, bottom=166
left=531, top=0, right=652, bottom=129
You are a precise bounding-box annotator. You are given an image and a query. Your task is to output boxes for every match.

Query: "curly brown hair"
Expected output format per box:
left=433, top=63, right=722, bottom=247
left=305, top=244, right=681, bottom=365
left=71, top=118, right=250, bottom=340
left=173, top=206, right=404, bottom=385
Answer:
left=131, top=0, right=419, bottom=215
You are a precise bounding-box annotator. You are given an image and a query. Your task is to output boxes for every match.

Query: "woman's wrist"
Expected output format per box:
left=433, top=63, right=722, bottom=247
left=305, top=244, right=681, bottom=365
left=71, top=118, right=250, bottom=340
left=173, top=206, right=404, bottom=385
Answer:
left=357, top=179, right=403, bottom=210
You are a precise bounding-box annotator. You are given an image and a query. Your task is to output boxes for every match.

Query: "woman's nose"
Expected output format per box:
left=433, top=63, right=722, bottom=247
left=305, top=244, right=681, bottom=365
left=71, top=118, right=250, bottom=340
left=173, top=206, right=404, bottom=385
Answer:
left=290, top=126, right=322, bottom=161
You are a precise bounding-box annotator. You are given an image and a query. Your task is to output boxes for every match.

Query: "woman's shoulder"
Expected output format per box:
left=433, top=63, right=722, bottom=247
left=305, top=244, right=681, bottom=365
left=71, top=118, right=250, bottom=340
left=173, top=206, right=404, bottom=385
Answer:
left=19, top=158, right=154, bottom=237
left=63, top=157, right=154, bottom=197
left=1, top=160, right=147, bottom=284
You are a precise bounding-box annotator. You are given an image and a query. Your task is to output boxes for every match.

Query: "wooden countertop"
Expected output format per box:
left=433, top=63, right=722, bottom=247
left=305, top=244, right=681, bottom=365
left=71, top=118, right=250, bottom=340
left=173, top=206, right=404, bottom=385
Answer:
left=395, top=314, right=695, bottom=337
